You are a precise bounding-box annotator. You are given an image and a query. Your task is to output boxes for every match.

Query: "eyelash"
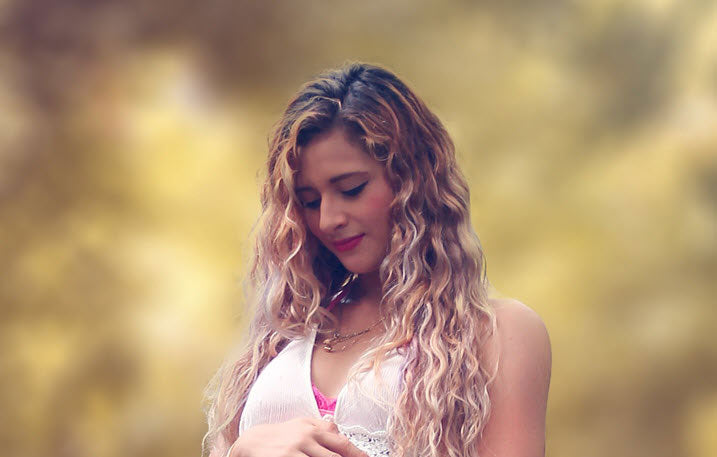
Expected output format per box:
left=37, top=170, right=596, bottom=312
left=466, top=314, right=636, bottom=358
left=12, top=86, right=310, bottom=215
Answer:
left=343, top=181, right=367, bottom=196
left=302, top=182, right=368, bottom=209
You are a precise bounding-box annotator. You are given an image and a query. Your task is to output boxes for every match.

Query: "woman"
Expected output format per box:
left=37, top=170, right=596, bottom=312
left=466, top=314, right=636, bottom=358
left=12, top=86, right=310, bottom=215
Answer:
left=204, top=63, right=551, bottom=457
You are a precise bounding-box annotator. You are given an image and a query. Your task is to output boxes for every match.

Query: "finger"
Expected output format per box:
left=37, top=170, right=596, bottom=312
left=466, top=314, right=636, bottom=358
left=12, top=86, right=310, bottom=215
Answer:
left=315, top=431, right=368, bottom=457
left=304, top=417, right=340, bottom=434
left=301, top=441, right=342, bottom=457
left=317, top=420, right=340, bottom=434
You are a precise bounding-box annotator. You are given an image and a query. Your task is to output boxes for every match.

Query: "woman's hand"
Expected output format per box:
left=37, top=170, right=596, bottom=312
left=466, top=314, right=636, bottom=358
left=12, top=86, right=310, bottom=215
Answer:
left=228, top=417, right=368, bottom=457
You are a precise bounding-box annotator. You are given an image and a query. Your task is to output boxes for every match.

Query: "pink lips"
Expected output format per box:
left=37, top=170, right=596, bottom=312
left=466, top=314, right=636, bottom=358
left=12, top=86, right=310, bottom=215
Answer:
left=333, top=234, right=365, bottom=252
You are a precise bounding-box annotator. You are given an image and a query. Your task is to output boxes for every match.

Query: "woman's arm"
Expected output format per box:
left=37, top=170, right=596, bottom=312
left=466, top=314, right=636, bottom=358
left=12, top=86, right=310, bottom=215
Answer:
left=478, top=299, right=552, bottom=457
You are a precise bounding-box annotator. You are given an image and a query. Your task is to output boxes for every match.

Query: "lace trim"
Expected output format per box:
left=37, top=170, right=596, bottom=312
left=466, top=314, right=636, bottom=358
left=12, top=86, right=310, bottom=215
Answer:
left=337, top=425, right=390, bottom=456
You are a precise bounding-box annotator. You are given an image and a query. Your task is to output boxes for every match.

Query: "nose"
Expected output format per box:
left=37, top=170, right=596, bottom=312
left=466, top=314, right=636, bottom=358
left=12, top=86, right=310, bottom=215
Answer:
left=318, top=196, right=348, bottom=234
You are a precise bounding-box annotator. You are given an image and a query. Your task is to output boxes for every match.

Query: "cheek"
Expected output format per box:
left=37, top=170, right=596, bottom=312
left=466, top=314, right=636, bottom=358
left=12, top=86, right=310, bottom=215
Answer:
left=302, top=212, right=322, bottom=238
left=363, top=191, right=393, bottom=228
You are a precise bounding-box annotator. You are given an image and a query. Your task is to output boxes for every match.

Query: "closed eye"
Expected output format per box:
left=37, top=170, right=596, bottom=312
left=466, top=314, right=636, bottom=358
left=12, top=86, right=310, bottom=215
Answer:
left=302, top=199, right=320, bottom=209
left=342, top=181, right=367, bottom=197
left=300, top=181, right=368, bottom=210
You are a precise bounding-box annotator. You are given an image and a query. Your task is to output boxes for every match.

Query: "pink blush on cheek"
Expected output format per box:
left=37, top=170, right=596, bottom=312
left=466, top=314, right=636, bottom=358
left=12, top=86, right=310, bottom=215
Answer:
left=363, top=184, right=394, bottom=212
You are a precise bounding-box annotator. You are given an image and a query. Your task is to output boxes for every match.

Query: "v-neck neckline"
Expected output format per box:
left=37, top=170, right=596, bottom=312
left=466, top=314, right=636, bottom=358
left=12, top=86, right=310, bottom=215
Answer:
left=306, top=325, right=395, bottom=419
left=306, top=328, right=353, bottom=419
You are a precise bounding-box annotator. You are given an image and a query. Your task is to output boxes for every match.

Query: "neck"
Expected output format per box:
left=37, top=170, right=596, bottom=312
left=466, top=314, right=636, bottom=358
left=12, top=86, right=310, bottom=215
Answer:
left=333, top=270, right=383, bottom=334
left=356, top=270, right=382, bottom=303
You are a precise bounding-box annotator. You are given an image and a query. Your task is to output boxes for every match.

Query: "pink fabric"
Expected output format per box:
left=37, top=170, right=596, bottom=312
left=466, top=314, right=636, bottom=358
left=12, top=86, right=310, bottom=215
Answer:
left=314, top=288, right=344, bottom=416
left=311, top=383, right=337, bottom=416
left=325, top=287, right=348, bottom=312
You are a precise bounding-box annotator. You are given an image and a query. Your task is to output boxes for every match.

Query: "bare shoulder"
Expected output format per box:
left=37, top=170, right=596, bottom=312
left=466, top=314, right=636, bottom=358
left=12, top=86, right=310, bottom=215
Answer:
left=477, top=298, right=551, bottom=456
left=487, top=297, right=551, bottom=354
left=482, top=297, right=552, bottom=396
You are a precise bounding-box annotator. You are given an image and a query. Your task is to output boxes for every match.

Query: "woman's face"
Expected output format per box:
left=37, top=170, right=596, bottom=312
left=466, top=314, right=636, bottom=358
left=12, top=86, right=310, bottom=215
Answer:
left=295, top=127, right=394, bottom=275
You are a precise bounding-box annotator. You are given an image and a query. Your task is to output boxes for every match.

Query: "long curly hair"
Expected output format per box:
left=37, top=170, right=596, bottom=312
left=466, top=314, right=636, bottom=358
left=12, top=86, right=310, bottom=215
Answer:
left=203, top=62, right=496, bottom=457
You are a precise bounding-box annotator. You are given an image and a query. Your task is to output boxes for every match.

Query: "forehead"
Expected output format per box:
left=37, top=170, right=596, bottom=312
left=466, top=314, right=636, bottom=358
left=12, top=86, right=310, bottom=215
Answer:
left=295, top=128, right=382, bottom=185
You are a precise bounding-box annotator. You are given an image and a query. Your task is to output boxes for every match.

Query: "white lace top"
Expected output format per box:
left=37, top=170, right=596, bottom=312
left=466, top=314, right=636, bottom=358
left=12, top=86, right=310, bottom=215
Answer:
left=238, top=328, right=408, bottom=456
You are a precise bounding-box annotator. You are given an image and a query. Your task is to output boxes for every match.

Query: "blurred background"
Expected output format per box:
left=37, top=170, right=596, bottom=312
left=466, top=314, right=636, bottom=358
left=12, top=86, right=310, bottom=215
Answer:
left=1, top=1, right=715, bottom=456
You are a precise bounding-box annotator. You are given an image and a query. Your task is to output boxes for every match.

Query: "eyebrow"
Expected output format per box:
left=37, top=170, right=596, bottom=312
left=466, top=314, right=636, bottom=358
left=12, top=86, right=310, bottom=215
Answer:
left=295, top=171, right=369, bottom=193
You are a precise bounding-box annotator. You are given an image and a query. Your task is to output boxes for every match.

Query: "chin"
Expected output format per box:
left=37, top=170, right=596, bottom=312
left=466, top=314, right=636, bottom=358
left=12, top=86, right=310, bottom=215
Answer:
left=338, top=260, right=381, bottom=275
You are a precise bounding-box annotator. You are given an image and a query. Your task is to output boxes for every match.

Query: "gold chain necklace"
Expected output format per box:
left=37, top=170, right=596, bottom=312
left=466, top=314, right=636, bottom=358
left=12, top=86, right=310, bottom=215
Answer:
left=319, top=317, right=385, bottom=353
left=318, top=274, right=384, bottom=352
